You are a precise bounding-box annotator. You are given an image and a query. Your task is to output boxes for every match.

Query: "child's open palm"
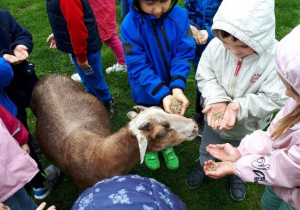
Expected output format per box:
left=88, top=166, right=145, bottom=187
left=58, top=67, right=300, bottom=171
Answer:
left=13, top=45, right=29, bottom=61
left=206, top=143, right=241, bottom=162
left=202, top=102, right=227, bottom=130
left=219, top=102, right=239, bottom=130
left=204, top=160, right=235, bottom=179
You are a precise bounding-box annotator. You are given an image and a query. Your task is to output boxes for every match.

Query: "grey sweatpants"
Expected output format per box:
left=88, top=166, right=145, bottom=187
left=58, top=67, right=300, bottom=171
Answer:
left=199, top=122, right=241, bottom=167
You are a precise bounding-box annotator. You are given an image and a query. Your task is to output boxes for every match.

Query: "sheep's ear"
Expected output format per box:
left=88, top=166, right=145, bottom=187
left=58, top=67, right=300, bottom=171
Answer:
left=137, top=136, right=148, bottom=164
left=138, top=121, right=150, bottom=130
left=127, top=111, right=138, bottom=120
left=133, top=105, right=147, bottom=113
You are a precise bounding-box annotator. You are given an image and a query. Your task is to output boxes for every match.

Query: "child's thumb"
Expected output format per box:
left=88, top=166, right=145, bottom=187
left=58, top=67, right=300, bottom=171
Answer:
left=202, top=105, right=211, bottom=113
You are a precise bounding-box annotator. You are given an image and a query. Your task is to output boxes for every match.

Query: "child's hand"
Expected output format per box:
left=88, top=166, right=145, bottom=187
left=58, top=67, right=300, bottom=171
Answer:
left=36, top=202, right=56, bottom=210
left=206, top=143, right=241, bottom=162
left=172, top=88, right=189, bottom=116
left=162, top=94, right=174, bottom=114
left=3, top=53, right=23, bottom=64
left=13, top=45, right=29, bottom=61
left=195, top=30, right=208, bottom=45
left=204, top=160, right=235, bottom=179
left=77, top=60, right=91, bottom=70
left=0, top=203, right=10, bottom=210
left=46, top=33, right=57, bottom=49
left=21, top=143, right=30, bottom=154
left=202, top=102, right=227, bottom=130
left=219, top=102, right=239, bottom=130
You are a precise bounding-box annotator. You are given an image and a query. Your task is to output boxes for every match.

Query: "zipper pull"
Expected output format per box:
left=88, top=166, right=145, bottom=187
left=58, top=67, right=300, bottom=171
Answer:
left=234, top=60, right=242, bottom=76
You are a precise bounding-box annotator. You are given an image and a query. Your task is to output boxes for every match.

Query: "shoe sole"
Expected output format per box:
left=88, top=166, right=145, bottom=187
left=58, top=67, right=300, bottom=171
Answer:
left=145, top=165, right=160, bottom=170
left=186, top=177, right=206, bottom=189
left=230, top=189, right=245, bottom=201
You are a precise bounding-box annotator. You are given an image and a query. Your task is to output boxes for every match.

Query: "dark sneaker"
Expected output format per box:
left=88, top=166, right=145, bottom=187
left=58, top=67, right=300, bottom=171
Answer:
left=33, top=165, right=60, bottom=199
left=230, top=175, right=245, bottom=201
left=186, top=163, right=206, bottom=188
left=103, top=99, right=115, bottom=119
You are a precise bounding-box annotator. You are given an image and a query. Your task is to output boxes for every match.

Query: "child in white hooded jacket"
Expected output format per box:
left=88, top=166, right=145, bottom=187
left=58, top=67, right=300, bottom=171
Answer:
left=205, top=24, right=300, bottom=210
left=187, top=0, right=287, bottom=201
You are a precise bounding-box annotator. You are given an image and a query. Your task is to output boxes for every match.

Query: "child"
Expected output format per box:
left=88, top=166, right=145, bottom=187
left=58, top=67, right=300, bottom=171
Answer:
left=0, top=10, right=60, bottom=199
left=71, top=0, right=127, bottom=82
left=204, top=24, right=300, bottom=209
left=72, top=175, right=187, bottom=209
left=46, top=0, right=115, bottom=118
left=184, top=0, right=222, bottom=132
left=0, top=104, right=38, bottom=209
left=187, top=0, right=287, bottom=201
left=121, top=0, right=196, bottom=170
left=0, top=8, right=40, bottom=154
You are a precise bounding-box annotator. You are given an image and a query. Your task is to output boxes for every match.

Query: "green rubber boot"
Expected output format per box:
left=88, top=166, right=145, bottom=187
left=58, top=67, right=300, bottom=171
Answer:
left=145, top=152, right=160, bottom=170
left=162, top=147, right=179, bottom=170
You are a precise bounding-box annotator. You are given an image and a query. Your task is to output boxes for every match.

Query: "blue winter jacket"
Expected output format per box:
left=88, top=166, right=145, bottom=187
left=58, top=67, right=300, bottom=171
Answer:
left=184, top=0, right=222, bottom=67
left=0, top=58, right=17, bottom=116
left=121, top=0, right=196, bottom=106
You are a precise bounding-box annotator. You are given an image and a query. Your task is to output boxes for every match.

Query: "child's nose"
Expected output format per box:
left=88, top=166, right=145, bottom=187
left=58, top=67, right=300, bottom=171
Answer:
left=154, top=7, right=162, bottom=14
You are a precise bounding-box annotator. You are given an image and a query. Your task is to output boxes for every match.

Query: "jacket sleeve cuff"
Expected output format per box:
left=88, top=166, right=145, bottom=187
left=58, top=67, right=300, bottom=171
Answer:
left=76, top=54, right=88, bottom=63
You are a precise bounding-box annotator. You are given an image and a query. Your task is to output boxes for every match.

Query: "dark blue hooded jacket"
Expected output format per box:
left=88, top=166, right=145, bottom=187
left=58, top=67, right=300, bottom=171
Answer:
left=121, top=0, right=196, bottom=106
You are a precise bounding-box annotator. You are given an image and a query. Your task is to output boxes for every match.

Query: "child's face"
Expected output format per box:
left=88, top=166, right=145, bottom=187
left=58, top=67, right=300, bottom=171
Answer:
left=220, top=36, right=255, bottom=58
left=279, top=75, right=300, bottom=105
left=139, top=0, right=171, bottom=18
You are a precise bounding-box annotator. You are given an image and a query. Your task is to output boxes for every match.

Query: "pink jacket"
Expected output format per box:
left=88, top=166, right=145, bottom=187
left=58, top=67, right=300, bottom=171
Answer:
left=88, top=0, right=116, bottom=41
left=0, top=119, right=38, bottom=202
left=234, top=25, right=300, bottom=209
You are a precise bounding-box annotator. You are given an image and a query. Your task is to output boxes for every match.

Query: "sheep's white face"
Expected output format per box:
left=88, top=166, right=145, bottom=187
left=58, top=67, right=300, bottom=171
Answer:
left=128, top=106, right=198, bottom=163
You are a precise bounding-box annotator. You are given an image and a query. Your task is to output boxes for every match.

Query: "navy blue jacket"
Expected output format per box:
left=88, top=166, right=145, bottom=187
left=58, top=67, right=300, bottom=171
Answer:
left=184, top=0, right=222, bottom=67
left=121, top=0, right=196, bottom=106
left=0, top=9, right=33, bottom=57
left=46, top=0, right=101, bottom=60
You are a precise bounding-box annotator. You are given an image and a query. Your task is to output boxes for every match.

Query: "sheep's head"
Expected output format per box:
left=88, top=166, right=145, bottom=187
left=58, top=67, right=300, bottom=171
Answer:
left=127, top=106, right=198, bottom=163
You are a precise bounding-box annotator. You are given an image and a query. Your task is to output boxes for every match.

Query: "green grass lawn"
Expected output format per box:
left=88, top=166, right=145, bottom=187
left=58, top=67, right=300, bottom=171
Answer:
left=0, top=0, right=299, bottom=209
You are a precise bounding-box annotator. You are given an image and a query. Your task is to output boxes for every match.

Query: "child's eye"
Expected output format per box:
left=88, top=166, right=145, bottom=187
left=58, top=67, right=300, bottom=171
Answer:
left=241, top=46, right=249, bottom=49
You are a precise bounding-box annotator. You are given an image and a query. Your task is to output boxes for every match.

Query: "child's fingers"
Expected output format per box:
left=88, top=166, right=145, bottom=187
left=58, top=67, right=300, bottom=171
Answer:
left=36, top=202, right=47, bottom=210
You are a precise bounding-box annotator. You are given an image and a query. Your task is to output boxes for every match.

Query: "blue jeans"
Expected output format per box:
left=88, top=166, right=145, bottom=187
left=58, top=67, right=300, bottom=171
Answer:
left=199, top=121, right=241, bottom=167
left=72, top=51, right=112, bottom=103
left=121, top=0, right=129, bottom=18
left=3, top=187, right=37, bottom=210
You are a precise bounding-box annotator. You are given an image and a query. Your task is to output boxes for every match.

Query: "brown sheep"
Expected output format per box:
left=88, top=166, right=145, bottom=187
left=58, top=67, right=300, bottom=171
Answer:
left=30, top=74, right=198, bottom=190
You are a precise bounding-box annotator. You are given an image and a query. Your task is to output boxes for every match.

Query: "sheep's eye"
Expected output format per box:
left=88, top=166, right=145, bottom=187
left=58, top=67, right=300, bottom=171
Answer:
left=161, top=122, right=170, bottom=129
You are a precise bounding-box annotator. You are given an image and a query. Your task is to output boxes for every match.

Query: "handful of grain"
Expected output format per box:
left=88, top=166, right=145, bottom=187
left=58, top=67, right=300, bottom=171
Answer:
left=170, top=98, right=182, bottom=114
left=207, top=162, right=221, bottom=171
left=212, top=111, right=223, bottom=120
left=193, top=31, right=203, bottom=39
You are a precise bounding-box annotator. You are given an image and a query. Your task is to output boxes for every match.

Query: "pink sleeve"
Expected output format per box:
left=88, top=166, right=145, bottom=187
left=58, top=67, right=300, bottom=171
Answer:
left=235, top=144, right=300, bottom=188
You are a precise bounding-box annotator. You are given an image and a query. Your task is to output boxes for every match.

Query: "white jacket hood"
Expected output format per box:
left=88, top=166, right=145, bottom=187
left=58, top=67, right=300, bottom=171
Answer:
left=276, top=25, right=300, bottom=95
left=212, top=0, right=275, bottom=55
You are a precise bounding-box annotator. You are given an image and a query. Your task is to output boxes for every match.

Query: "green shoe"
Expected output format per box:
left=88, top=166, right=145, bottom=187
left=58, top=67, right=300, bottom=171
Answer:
left=162, top=147, right=179, bottom=170
left=145, top=152, right=160, bottom=170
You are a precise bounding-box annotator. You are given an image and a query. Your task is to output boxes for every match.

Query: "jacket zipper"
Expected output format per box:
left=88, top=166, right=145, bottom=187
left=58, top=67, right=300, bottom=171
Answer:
left=153, top=23, right=170, bottom=78
left=230, top=58, right=243, bottom=97
left=161, top=26, right=170, bottom=52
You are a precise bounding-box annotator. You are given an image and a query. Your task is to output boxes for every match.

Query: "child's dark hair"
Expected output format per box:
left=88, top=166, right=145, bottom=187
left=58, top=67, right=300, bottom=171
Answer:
left=215, top=29, right=238, bottom=42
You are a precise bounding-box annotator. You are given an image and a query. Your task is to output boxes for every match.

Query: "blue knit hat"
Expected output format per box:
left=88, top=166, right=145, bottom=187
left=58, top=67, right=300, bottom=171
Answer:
left=72, top=175, right=187, bottom=210
left=0, top=57, right=13, bottom=88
